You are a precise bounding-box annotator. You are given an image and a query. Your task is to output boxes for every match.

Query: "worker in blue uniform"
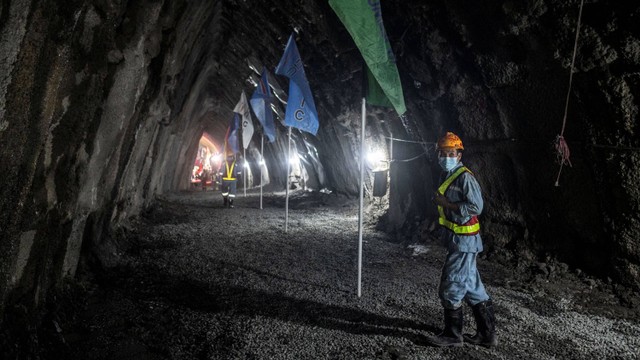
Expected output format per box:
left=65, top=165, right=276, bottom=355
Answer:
left=429, top=132, right=497, bottom=348
left=219, top=154, right=241, bottom=208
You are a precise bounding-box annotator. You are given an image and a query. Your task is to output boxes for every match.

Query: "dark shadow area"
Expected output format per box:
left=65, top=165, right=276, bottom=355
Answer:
left=105, top=266, right=439, bottom=340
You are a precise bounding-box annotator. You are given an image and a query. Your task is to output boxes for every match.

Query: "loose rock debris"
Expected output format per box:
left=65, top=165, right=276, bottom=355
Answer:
left=28, top=190, right=640, bottom=359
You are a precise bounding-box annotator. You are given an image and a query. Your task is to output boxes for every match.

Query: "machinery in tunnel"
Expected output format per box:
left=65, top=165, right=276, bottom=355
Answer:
left=191, top=132, right=220, bottom=191
left=191, top=130, right=260, bottom=195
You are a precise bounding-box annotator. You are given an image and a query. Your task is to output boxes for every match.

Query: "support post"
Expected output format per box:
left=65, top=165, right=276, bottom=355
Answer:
left=260, top=135, right=264, bottom=210
left=357, top=97, right=366, bottom=297
left=285, top=127, right=292, bottom=233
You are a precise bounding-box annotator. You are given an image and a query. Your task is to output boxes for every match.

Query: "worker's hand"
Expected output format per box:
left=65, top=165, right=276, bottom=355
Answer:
left=432, top=192, right=450, bottom=207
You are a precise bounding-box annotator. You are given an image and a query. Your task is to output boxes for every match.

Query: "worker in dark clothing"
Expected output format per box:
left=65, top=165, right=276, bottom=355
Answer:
left=219, top=154, right=241, bottom=208
left=429, top=132, right=497, bottom=348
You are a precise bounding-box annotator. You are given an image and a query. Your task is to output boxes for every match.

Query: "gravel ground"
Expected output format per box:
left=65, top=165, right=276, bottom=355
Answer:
left=57, top=189, right=639, bottom=359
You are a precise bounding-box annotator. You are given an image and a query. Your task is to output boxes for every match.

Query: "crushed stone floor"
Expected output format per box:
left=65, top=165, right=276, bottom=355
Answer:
left=56, top=190, right=640, bottom=359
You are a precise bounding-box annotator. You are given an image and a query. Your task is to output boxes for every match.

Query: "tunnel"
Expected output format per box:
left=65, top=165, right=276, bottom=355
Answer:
left=1, top=0, right=639, bottom=358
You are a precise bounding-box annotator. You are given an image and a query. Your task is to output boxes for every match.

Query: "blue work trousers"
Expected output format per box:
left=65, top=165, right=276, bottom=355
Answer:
left=221, top=180, right=237, bottom=198
left=438, top=250, right=489, bottom=309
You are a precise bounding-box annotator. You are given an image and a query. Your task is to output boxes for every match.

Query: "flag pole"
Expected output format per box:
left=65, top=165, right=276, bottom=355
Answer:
left=389, top=129, right=393, bottom=166
left=285, top=127, right=292, bottom=233
left=357, top=97, right=366, bottom=298
left=243, top=148, right=247, bottom=197
left=260, top=135, right=264, bottom=210
left=389, top=129, right=393, bottom=189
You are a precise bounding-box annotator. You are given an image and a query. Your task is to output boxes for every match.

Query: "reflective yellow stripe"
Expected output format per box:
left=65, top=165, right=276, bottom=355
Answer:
left=223, top=161, right=236, bottom=180
left=437, top=167, right=480, bottom=235
left=438, top=216, right=480, bottom=234
left=437, top=167, right=469, bottom=195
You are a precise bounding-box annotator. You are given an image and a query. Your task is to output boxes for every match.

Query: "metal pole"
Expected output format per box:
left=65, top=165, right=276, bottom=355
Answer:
left=389, top=129, right=393, bottom=166
left=260, top=135, right=264, bottom=210
left=357, top=97, right=366, bottom=298
left=243, top=148, right=247, bottom=197
left=389, top=129, right=393, bottom=193
left=285, top=127, right=292, bottom=233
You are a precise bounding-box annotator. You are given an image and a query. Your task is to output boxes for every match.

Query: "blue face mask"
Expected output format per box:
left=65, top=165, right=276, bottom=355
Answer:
left=438, top=156, right=459, bottom=171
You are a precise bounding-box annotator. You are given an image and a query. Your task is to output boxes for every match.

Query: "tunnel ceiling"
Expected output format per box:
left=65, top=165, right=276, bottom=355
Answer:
left=1, top=0, right=640, bottom=321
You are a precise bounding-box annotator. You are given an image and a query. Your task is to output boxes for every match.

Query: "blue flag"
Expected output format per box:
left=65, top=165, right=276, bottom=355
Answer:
left=224, top=113, right=240, bottom=155
left=250, top=68, right=277, bottom=143
left=275, top=34, right=319, bottom=136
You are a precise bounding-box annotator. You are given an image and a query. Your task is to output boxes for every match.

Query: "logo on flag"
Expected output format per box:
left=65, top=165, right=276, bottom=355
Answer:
left=275, top=34, right=319, bottom=136
left=250, top=68, right=277, bottom=143
left=234, top=91, right=254, bottom=149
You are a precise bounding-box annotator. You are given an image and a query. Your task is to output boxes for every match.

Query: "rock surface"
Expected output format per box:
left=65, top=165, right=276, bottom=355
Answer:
left=0, top=0, right=639, bottom=350
left=5, top=191, right=639, bottom=359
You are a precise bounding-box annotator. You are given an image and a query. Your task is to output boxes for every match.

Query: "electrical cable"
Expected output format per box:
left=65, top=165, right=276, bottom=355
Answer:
left=384, top=136, right=434, bottom=145
left=391, top=151, right=428, bottom=163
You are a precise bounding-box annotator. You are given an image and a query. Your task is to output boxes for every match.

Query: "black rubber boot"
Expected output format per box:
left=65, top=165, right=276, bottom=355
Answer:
left=223, top=197, right=228, bottom=207
left=229, top=198, right=234, bottom=208
left=464, top=299, right=497, bottom=347
left=429, top=307, right=464, bottom=347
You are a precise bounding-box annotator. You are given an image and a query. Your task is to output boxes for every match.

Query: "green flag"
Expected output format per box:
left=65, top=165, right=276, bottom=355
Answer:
left=329, top=0, right=406, bottom=115
left=364, top=64, right=392, bottom=108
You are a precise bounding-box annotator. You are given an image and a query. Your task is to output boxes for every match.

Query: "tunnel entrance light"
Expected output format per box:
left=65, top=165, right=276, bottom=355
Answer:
left=192, top=133, right=220, bottom=191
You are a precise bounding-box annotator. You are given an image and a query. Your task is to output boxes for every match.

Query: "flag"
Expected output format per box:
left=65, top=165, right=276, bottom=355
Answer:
left=234, top=91, right=254, bottom=149
left=329, top=0, right=406, bottom=115
left=250, top=68, right=277, bottom=143
left=224, top=113, right=240, bottom=155
left=364, top=64, right=392, bottom=108
left=275, top=34, right=319, bottom=135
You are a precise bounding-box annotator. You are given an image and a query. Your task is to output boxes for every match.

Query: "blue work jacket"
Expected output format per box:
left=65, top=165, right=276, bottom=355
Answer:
left=438, top=162, right=484, bottom=253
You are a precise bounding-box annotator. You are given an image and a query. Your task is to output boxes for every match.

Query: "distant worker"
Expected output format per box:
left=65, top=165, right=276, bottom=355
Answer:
left=429, top=132, right=497, bottom=348
left=219, top=154, right=241, bottom=208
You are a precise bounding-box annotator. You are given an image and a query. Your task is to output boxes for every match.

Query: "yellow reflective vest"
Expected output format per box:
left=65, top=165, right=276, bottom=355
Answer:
left=223, top=161, right=237, bottom=181
left=437, top=166, right=480, bottom=235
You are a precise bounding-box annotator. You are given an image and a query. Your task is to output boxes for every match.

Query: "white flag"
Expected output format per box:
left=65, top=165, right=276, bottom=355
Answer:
left=234, top=91, right=254, bottom=149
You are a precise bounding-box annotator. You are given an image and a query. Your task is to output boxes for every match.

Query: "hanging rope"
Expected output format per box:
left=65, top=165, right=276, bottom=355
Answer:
left=554, top=0, right=584, bottom=187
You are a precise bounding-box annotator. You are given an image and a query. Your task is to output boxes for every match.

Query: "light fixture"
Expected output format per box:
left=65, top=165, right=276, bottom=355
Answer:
left=289, top=153, right=300, bottom=167
left=366, top=150, right=386, bottom=165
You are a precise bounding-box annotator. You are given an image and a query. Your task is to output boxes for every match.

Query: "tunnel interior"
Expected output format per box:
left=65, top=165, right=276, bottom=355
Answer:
left=1, top=0, right=640, bottom=355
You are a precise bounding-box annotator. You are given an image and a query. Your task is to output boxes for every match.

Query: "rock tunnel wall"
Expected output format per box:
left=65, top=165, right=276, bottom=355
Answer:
left=0, top=0, right=639, bottom=323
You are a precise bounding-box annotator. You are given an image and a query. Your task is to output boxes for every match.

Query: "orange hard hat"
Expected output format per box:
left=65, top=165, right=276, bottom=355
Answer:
left=437, top=132, right=464, bottom=150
